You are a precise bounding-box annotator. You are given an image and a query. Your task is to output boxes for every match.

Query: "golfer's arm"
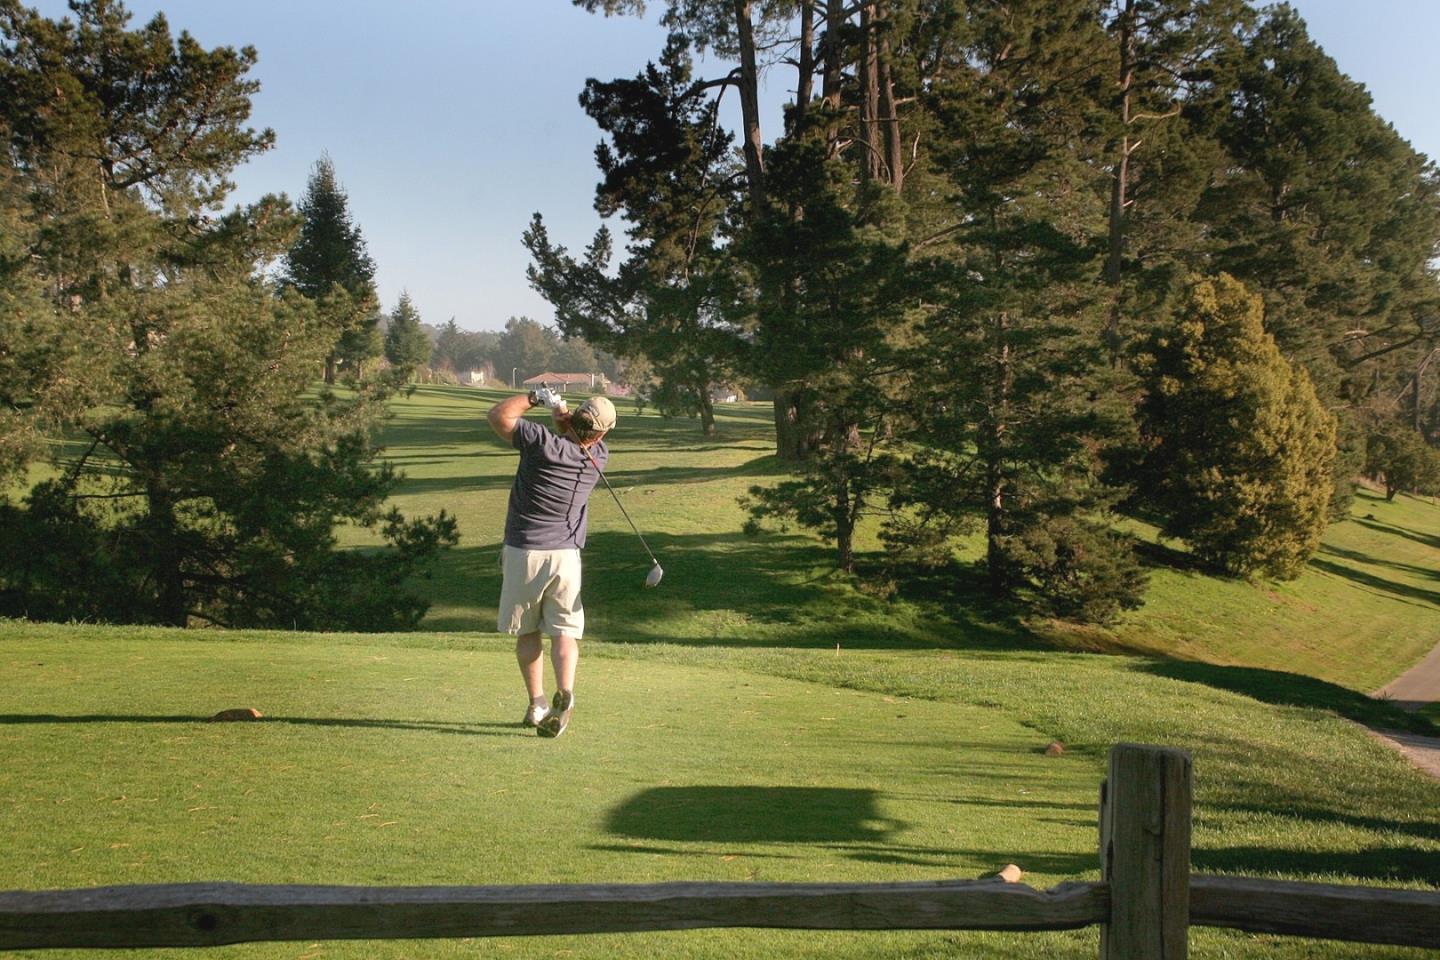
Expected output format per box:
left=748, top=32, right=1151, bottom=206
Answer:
left=487, top=394, right=533, bottom=445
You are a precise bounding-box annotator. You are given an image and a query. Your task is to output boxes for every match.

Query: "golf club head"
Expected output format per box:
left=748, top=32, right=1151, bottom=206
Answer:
left=644, top=561, right=664, bottom=588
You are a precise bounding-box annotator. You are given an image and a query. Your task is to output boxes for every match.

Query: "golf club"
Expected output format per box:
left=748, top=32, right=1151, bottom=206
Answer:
left=583, top=446, right=664, bottom=588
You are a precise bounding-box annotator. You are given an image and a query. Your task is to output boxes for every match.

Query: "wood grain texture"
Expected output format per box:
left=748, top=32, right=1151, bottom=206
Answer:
left=0, top=879, right=1111, bottom=949
left=1191, top=875, right=1440, bottom=949
left=1100, top=743, right=1192, bottom=959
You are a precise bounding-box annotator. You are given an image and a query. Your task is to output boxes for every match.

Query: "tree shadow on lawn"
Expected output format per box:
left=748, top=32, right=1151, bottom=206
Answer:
left=601, top=785, right=1097, bottom=873
left=1307, top=557, right=1440, bottom=608
left=422, top=533, right=1037, bottom=651
left=1316, top=544, right=1440, bottom=583
left=1135, top=661, right=1438, bottom=736
left=0, top=714, right=530, bottom=737
left=1190, top=845, right=1440, bottom=886
left=1351, top=515, right=1440, bottom=553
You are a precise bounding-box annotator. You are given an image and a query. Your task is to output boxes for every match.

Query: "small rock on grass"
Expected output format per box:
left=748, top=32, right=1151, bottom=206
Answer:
left=1044, top=741, right=1065, bottom=757
left=210, top=708, right=263, bottom=722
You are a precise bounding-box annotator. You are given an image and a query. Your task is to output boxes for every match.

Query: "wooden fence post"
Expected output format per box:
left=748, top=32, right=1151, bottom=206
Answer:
left=1099, top=743, right=1192, bottom=959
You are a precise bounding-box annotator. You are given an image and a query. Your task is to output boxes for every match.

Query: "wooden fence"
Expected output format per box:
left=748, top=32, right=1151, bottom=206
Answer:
left=2, top=744, right=1437, bottom=956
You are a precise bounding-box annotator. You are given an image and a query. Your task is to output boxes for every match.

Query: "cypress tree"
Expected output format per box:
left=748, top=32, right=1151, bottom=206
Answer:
left=1137, top=274, right=1337, bottom=579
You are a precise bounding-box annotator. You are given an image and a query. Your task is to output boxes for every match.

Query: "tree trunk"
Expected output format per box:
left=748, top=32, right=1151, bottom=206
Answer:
left=983, top=313, right=1012, bottom=598
left=1103, top=0, right=1135, bottom=360
left=876, top=4, right=904, bottom=192
left=773, top=389, right=820, bottom=461
left=699, top=390, right=717, bottom=438
left=734, top=0, right=766, bottom=209
left=145, top=483, right=188, bottom=627
left=822, top=0, right=845, bottom=156
left=859, top=3, right=883, bottom=183
left=792, top=0, right=816, bottom=134
left=324, top=353, right=338, bottom=385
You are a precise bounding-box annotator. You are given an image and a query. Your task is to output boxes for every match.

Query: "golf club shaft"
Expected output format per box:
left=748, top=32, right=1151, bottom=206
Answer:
left=584, top=449, right=660, bottom=567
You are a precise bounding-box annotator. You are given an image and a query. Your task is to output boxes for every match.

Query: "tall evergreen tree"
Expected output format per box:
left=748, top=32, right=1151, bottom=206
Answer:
left=526, top=35, right=742, bottom=436
left=383, top=291, right=431, bottom=380
left=283, top=154, right=379, bottom=384
left=883, top=0, right=1146, bottom=617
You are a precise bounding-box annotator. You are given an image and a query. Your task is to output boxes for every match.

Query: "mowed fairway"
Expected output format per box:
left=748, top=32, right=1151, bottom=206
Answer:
left=3, top=385, right=1440, bottom=958
left=3, top=625, right=1439, bottom=959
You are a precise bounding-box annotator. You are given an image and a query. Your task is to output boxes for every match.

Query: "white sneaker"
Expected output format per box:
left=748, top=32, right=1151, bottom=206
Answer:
left=522, top=702, right=550, bottom=727
left=537, top=690, right=574, bottom=738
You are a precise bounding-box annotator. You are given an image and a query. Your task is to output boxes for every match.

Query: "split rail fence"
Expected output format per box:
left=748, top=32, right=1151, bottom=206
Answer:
left=2, top=744, right=1437, bottom=956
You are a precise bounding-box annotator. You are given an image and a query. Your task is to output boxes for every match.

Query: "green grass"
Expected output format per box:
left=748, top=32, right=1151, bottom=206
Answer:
left=376, top=386, right=1440, bottom=694
left=3, top=385, right=1439, bottom=958
left=1, top=622, right=1437, bottom=959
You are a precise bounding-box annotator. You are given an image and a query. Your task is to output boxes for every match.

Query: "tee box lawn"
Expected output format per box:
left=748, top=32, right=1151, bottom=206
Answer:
left=2, top=385, right=1438, bottom=958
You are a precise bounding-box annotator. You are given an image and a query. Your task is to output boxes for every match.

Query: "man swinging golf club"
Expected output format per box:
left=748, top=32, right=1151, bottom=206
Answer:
left=488, top=387, right=617, bottom=738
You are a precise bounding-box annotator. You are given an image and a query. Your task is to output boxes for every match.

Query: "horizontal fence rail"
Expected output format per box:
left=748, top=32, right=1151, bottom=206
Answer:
left=0, top=879, right=1111, bottom=950
left=3, top=745, right=1438, bottom=956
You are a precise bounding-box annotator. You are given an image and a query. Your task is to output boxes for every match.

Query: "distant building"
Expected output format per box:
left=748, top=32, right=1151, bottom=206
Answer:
left=459, top=369, right=488, bottom=386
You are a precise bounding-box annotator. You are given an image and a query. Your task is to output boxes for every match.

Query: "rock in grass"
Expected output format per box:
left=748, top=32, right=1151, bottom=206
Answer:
left=210, top=707, right=263, bottom=722
left=1044, top=741, right=1064, bottom=757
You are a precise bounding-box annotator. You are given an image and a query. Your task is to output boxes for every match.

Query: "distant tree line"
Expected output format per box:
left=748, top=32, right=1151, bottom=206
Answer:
left=0, top=0, right=456, bottom=630
left=528, top=0, right=1440, bottom=620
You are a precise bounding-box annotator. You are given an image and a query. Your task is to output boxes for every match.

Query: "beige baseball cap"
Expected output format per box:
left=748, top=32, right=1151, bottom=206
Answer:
left=576, top=395, right=616, bottom=433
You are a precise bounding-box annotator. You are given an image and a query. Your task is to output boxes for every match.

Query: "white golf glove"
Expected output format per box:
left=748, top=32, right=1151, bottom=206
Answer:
left=528, top=387, right=565, bottom=411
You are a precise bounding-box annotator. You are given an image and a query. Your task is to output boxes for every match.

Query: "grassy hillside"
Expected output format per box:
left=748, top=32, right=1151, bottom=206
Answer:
left=374, top=386, right=1440, bottom=695
left=1, top=622, right=1436, bottom=959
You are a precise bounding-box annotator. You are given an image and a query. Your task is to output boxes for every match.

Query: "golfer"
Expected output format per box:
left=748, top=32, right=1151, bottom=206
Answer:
left=488, top=388, right=616, bottom=738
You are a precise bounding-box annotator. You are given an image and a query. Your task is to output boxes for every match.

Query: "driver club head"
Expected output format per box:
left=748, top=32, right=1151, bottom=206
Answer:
left=644, top=562, right=664, bottom=588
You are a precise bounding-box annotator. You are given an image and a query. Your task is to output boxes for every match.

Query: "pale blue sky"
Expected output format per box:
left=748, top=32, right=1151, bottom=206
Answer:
left=27, top=1, right=1440, bottom=332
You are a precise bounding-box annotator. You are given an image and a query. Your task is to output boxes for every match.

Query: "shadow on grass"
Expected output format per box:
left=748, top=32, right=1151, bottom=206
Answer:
left=1191, top=845, right=1440, bottom=885
left=1351, top=515, right=1440, bottom=552
left=1317, top=544, right=1440, bottom=583
left=1307, top=558, right=1440, bottom=608
left=1134, top=661, right=1439, bottom=736
left=606, top=786, right=900, bottom=844
left=0, top=713, right=529, bottom=737
left=420, top=533, right=1040, bottom=652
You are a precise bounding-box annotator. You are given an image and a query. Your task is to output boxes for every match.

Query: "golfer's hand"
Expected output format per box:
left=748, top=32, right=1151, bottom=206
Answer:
left=528, top=387, right=561, bottom=409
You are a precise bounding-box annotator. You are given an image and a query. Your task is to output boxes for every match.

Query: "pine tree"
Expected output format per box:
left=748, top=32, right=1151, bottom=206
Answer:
left=1136, top=274, right=1337, bottom=578
left=383, top=291, right=431, bottom=380
left=883, top=0, right=1146, bottom=618
left=0, top=0, right=455, bottom=628
left=526, top=35, right=743, bottom=436
left=283, top=154, right=379, bottom=384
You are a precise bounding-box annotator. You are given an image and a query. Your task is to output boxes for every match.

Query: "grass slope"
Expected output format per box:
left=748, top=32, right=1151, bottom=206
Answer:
left=377, top=386, right=1440, bottom=694
left=1, top=622, right=1437, bottom=959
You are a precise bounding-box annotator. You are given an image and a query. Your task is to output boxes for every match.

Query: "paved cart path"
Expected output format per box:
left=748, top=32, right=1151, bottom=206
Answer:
left=1370, top=640, right=1440, bottom=781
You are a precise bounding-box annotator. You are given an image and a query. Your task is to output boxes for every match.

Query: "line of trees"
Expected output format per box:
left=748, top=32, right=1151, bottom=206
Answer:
left=528, top=0, right=1440, bottom=620
left=0, top=0, right=456, bottom=629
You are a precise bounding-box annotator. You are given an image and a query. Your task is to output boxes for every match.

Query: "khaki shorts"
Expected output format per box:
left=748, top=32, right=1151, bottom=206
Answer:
left=498, top=546, right=585, bottom=638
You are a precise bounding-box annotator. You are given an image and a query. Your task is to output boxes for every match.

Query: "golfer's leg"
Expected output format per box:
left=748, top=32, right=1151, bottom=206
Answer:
left=516, top=632, right=545, bottom=701
left=551, top=633, right=579, bottom=694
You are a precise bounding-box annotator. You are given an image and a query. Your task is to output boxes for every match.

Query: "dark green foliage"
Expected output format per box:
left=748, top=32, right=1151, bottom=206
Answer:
left=526, top=34, right=742, bottom=436
left=1001, top=516, right=1148, bottom=625
left=1136, top=274, right=1337, bottom=579
left=283, top=154, right=379, bottom=383
left=383, top=291, right=431, bottom=378
left=1365, top=424, right=1440, bottom=501
left=0, top=0, right=455, bottom=629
